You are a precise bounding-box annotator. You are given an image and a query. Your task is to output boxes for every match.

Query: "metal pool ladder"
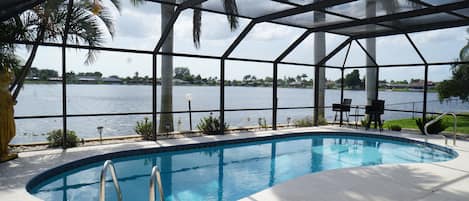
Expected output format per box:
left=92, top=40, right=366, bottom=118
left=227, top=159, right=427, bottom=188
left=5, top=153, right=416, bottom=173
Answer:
left=149, top=166, right=165, bottom=201
left=99, top=160, right=123, bottom=201
left=424, top=112, right=457, bottom=145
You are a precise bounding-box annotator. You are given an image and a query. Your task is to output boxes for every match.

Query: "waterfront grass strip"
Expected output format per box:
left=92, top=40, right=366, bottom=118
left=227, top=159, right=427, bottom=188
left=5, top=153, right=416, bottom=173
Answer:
left=384, top=114, right=469, bottom=134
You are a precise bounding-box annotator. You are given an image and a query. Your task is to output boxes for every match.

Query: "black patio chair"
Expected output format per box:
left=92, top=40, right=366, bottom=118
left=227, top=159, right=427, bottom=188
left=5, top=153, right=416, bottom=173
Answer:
left=333, top=98, right=352, bottom=125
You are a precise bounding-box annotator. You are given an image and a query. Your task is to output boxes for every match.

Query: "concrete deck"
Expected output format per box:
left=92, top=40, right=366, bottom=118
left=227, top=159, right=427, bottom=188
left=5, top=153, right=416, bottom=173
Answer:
left=240, top=128, right=469, bottom=201
left=0, top=127, right=468, bottom=201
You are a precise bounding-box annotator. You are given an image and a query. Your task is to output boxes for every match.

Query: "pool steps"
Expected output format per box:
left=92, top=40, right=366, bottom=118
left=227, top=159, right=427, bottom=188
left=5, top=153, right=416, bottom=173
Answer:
left=99, top=160, right=165, bottom=201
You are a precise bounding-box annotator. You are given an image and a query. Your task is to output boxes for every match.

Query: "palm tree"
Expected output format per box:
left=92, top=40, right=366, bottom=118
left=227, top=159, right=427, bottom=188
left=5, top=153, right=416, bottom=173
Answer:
left=159, top=1, right=176, bottom=132
left=159, top=0, right=240, bottom=132
left=8, top=0, right=119, bottom=100
left=0, top=0, right=119, bottom=157
left=314, top=0, right=326, bottom=123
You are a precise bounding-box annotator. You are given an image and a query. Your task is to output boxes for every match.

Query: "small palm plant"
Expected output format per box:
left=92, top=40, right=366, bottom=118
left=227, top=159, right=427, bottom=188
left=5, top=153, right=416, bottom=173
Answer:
left=135, top=117, right=154, bottom=140
left=197, top=113, right=229, bottom=135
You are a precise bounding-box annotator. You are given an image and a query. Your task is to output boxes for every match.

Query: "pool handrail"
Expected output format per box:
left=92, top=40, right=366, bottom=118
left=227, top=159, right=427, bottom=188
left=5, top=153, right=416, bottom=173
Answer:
left=424, top=112, right=457, bottom=146
left=149, top=166, right=165, bottom=201
left=100, top=160, right=123, bottom=201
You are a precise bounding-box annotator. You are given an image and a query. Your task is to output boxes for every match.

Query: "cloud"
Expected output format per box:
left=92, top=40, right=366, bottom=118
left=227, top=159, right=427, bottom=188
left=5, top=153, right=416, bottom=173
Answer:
left=411, top=26, right=467, bottom=44
left=248, top=23, right=297, bottom=41
left=115, top=8, right=161, bottom=38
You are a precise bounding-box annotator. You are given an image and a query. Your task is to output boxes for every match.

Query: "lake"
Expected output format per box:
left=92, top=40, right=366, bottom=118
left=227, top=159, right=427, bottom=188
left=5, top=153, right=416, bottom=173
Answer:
left=12, top=84, right=469, bottom=144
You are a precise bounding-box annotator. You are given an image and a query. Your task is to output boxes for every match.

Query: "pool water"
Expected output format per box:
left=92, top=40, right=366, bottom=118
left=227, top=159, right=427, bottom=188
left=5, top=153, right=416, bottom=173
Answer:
left=30, top=134, right=456, bottom=201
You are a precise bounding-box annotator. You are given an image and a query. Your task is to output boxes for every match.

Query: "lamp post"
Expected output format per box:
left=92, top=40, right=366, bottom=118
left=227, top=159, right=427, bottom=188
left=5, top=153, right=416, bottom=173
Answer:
left=185, top=93, right=193, bottom=131
left=97, top=126, right=103, bottom=144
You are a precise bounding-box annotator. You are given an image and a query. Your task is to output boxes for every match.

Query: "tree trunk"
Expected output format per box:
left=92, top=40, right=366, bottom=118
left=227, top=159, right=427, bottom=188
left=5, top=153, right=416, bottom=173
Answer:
left=11, top=30, right=43, bottom=100
left=366, top=0, right=377, bottom=105
left=159, top=1, right=175, bottom=132
left=10, top=22, right=45, bottom=99
left=314, top=0, right=326, bottom=122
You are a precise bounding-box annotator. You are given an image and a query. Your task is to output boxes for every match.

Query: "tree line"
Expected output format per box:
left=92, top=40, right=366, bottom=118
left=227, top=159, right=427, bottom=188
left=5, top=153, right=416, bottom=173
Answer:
left=26, top=66, right=440, bottom=90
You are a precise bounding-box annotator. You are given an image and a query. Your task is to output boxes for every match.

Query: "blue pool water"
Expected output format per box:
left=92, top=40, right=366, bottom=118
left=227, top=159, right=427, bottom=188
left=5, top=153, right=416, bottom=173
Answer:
left=29, top=134, right=456, bottom=201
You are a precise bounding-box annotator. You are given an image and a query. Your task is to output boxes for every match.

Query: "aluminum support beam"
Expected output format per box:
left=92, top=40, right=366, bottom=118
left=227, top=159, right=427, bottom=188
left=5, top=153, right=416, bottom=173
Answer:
left=340, top=42, right=352, bottom=126
left=0, top=0, right=45, bottom=22
left=355, top=39, right=380, bottom=100
left=222, top=0, right=352, bottom=58
left=405, top=34, right=427, bottom=64
left=314, top=38, right=353, bottom=126
left=405, top=34, right=429, bottom=122
left=309, top=1, right=469, bottom=36
left=272, top=62, right=278, bottom=130
left=152, top=54, right=158, bottom=140
left=220, top=59, right=225, bottom=134
left=153, top=0, right=208, bottom=53
left=275, top=30, right=312, bottom=62
left=221, top=0, right=354, bottom=129
left=353, top=19, right=469, bottom=40
left=61, top=0, right=73, bottom=149
left=255, top=0, right=355, bottom=22
left=407, top=0, right=469, bottom=20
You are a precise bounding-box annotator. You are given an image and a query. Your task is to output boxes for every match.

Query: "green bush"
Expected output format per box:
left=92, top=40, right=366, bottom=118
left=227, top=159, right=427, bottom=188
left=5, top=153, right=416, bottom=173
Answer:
left=294, top=116, right=314, bottom=127
left=135, top=117, right=154, bottom=140
left=416, top=116, right=448, bottom=134
left=197, top=113, right=229, bottom=135
left=318, top=117, right=329, bottom=126
left=388, top=124, right=402, bottom=131
left=46, top=129, right=79, bottom=148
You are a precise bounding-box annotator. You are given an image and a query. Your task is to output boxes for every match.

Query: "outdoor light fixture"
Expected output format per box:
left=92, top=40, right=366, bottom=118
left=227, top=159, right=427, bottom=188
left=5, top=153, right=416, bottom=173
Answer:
left=165, top=123, right=171, bottom=136
left=97, top=126, right=104, bottom=144
left=185, top=93, right=193, bottom=131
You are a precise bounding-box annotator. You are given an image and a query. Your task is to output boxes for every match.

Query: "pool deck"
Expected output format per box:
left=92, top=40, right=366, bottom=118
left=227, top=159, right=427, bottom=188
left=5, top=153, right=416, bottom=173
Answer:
left=1, top=126, right=469, bottom=201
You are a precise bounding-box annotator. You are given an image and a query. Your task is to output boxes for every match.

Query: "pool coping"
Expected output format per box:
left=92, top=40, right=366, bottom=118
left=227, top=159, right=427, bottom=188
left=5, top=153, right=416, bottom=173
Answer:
left=1, top=126, right=468, bottom=201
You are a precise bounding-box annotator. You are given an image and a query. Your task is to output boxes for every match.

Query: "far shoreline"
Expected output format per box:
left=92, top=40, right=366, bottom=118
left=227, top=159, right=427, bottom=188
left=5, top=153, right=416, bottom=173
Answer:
left=23, top=82, right=438, bottom=93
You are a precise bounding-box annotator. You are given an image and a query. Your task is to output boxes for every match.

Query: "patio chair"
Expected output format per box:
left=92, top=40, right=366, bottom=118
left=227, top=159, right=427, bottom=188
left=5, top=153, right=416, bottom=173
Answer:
left=365, top=100, right=385, bottom=130
left=333, top=98, right=352, bottom=125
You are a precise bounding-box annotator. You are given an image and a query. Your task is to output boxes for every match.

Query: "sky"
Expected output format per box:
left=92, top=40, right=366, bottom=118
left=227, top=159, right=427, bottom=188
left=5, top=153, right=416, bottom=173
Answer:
left=17, top=0, right=469, bottom=82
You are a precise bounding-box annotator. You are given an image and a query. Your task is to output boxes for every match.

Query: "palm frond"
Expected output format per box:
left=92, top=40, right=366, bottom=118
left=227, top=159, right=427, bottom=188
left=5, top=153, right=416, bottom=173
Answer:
left=78, top=0, right=117, bottom=38
left=109, top=0, right=122, bottom=11
left=192, top=4, right=202, bottom=49
left=222, top=0, right=239, bottom=31
left=66, top=6, right=104, bottom=65
left=96, top=6, right=117, bottom=37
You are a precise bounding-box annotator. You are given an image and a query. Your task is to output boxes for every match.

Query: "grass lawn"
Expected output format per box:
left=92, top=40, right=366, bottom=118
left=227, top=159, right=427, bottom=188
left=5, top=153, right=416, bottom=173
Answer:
left=384, top=114, right=469, bottom=134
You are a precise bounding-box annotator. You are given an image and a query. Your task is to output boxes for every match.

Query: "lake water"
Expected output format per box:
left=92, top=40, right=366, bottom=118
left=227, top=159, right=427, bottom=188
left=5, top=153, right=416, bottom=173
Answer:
left=12, top=84, right=469, bottom=144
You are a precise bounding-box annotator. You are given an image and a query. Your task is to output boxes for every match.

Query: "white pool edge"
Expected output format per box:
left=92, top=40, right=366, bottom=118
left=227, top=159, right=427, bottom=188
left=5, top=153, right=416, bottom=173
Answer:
left=1, top=126, right=467, bottom=201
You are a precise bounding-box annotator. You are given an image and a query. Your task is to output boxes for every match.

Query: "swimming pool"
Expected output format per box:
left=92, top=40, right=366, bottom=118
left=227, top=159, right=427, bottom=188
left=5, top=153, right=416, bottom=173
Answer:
left=27, top=133, right=457, bottom=201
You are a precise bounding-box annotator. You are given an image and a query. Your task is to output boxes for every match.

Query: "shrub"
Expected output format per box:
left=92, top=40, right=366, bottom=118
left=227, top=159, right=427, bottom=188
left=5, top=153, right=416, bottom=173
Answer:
left=46, top=129, right=79, bottom=148
left=294, top=116, right=314, bottom=127
left=416, top=116, right=448, bottom=134
left=388, top=124, right=402, bottom=131
left=197, top=113, right=229, bottom=135
left=135, top=117, right=154, bottom=140
left=318, top=117, right=329, bottom=126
